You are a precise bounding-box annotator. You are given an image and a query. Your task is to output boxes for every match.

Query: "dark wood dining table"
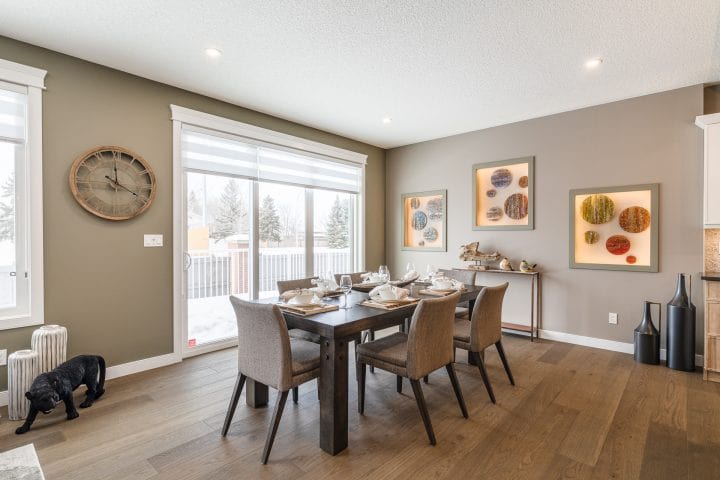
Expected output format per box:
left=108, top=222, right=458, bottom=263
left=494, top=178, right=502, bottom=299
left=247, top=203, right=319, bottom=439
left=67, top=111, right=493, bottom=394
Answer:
left=251, top=283, right=484, bottom=455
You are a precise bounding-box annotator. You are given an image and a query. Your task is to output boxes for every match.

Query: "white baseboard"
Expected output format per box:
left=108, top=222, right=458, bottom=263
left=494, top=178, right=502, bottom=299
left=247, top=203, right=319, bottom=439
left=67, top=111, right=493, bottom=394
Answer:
left=0, top=352, right=181, bottom=407
left=538, top=329, right=704, bottom=366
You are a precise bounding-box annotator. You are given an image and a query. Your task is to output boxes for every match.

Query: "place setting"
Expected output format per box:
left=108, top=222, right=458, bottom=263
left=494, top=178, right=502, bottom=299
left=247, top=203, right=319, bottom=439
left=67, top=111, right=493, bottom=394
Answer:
left=276, top=289, right=340, bottom=316
left=418, top=273, right=468, bottom=296
left=360, top=284, right=419, bottom=311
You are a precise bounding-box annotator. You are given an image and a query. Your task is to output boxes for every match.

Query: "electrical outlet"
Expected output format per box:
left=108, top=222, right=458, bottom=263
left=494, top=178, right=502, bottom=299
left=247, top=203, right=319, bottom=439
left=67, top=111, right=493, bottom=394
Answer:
left=0, top=349, right=6, bottom=366
left=608, top=312, right=618, bottom=325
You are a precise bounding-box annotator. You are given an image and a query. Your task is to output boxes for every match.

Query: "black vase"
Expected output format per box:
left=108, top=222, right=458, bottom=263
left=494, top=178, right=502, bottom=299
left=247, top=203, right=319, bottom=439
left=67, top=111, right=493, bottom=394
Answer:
left=666, top=273, right=696, bottom=371
left=634, top=301, right=660, bottom=365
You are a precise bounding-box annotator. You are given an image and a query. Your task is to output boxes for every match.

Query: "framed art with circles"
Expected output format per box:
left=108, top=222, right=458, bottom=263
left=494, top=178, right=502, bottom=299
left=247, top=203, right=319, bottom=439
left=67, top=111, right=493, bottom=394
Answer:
left=401, top=190, right=447, bottom=251
left=472, top=156, right=534, bottom=230
left=569, top=183, right=659, bottom=272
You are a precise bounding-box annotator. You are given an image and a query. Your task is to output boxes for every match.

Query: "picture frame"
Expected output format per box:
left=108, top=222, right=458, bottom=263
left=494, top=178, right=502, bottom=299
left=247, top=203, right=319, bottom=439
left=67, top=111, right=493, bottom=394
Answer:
left=472, top=156, right=534, bottom=230
left=401, top=190, right=447, bottom=251
left=569, top=183, right=659, bottom=272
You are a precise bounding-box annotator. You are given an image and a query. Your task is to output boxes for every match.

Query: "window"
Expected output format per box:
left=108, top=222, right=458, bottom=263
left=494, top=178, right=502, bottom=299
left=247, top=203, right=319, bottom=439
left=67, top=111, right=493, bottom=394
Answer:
left=173, top=105, right=366, bottom=301
left=0, top=59, right=46, bottom=329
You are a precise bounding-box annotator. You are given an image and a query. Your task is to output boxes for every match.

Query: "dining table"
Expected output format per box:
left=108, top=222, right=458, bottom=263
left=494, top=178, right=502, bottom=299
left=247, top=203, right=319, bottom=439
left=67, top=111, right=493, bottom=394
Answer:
left=250, top=283, right=484, bottom=455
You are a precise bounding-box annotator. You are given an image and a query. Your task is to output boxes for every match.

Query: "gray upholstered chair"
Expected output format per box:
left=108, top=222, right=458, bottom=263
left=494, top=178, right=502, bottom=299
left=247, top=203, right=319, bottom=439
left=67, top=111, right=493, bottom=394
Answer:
left=453, top=282, right=514, bottom=404
left=334, top=271, right=366, bottom=285
left=222, top=296, right=320, bottom=464
left=438, top=269, right=477, bottom=318
left=275, top=277, right=321, bottom=403
left=356, top=292, right=468, bottom=445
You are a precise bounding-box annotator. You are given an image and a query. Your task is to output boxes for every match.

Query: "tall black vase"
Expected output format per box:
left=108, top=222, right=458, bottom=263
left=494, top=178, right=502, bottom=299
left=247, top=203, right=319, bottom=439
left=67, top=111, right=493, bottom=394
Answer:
left=666, top=273, right=696, bottom=371
left=634, top=301, right=660, bottom=365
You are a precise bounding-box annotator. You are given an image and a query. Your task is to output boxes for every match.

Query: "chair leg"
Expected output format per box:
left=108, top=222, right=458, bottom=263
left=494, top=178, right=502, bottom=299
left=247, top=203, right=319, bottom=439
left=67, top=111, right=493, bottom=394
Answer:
left=221, top=374, right=247, bottom=436
left=261, top=390, right=289, bottom=464
left=409, top=379, right=436, bottom=445
left=423, top=375, right=429, bottom=384
left=473, top=351, right=496, bottom=404
left=397, top=375, right=402, bottom=393
left=358, top=362, right=367, bottom=414
left=445, top=363, right=468, bottom=418
left=292, top=387, right=299, bottom=404
left=496, top=341, right=515, bottom=386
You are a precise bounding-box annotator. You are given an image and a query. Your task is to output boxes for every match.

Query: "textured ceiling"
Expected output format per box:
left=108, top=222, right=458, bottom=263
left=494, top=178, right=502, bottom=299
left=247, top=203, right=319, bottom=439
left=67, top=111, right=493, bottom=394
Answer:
left=1, top=1, right=719, bottom=148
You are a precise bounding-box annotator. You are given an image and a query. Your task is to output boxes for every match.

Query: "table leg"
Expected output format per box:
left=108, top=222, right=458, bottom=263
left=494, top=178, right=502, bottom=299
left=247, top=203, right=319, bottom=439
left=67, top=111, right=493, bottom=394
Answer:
left=245, top=378, right=268, bottom=408
left=320, top=337, right=349, bottom=455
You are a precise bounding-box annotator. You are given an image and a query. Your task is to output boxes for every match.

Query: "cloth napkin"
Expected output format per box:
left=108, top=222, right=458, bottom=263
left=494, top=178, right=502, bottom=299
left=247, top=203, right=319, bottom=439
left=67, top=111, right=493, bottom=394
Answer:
left=402, top=270, right=418, bottom=281
left=432, top=278, right=465, bottom=290
left=369, top=284, right=410, bottom=300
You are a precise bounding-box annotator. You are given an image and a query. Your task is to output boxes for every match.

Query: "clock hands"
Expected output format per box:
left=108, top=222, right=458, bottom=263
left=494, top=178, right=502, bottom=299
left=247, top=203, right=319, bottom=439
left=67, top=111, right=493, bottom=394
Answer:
left=104, top=175, right=138, bottom=196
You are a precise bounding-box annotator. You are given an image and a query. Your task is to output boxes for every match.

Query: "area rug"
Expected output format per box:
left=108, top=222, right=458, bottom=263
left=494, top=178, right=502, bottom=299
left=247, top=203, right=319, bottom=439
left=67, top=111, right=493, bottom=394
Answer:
left=0, top=444, right=46, bottom=480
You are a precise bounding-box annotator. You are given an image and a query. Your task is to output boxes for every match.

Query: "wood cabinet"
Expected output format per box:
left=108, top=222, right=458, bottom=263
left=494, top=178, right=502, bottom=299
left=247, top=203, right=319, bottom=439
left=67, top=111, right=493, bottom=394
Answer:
left=696, top=113, right=720, bottom=227
left=704, top=279, right=720, bottom=382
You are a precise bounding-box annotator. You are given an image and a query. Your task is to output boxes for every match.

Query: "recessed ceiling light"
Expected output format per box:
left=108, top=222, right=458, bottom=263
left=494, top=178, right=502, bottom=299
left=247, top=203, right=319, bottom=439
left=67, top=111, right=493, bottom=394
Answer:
left=585, top=58, right=603, bottom=69
left=205, top=48, right=222, bottom=58
left=381, top=117, right=392, bottom=124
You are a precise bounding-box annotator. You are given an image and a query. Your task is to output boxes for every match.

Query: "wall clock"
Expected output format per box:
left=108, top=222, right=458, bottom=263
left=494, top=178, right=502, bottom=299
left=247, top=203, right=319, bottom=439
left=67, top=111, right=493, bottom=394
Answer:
left=69, top=146, right=157, bottom=221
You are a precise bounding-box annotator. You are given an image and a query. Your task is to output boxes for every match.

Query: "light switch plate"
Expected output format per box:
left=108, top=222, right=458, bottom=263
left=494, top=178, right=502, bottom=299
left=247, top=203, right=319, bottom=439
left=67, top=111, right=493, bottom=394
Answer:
left=144, top=234, right=163, bottom=247
left=0, top=349, right=6, bottom=366
left=608, top=312, right=618, bottom=325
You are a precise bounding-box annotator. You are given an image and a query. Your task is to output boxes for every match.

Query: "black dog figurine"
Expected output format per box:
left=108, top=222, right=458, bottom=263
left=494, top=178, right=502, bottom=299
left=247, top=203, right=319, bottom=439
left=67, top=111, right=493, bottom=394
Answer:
left=15, top=355, right=106, bottom=434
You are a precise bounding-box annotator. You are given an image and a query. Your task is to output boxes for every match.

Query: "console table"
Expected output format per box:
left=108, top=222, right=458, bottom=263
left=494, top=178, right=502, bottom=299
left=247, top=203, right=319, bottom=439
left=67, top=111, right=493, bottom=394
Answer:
left=455, top=268, right=541, bottom=341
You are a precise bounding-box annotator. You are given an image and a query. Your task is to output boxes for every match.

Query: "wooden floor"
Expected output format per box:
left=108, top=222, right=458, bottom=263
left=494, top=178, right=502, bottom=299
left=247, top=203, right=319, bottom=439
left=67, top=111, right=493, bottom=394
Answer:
left=1, top=334, right=719, bottom=479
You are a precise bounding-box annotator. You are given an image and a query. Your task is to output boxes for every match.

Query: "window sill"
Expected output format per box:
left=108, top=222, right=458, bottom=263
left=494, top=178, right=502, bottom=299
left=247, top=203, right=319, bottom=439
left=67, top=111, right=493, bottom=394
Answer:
left=0, top=314, right=43, bottom=331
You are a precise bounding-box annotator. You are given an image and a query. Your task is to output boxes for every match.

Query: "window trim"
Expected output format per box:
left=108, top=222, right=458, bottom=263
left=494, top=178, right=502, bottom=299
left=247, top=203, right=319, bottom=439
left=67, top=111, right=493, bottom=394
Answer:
left=0, top=58, right=46, bottom=330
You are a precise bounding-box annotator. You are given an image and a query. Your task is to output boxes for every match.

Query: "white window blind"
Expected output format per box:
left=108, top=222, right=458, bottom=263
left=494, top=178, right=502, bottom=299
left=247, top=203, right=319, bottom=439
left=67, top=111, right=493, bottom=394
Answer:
left=0, top=82, right=26, bottom=142
left=181, top=125, right=362, bottom=193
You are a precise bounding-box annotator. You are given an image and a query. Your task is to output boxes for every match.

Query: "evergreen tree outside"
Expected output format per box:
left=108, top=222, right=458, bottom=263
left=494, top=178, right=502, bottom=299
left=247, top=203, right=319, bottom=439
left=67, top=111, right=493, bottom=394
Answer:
left=187, top=190, right=203, bottom=227
left=210, top=179, right=247, bottom=241
left=0, top=172, right=15, bottom=242
left=259, top=195, right=282, bottom=246
left=325, top=195, right=349, bottom=248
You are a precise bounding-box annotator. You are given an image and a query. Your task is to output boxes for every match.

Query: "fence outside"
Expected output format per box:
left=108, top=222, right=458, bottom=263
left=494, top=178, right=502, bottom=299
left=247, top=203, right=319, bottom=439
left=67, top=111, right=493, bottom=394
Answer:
left=187, top=247, right=352, bottom=299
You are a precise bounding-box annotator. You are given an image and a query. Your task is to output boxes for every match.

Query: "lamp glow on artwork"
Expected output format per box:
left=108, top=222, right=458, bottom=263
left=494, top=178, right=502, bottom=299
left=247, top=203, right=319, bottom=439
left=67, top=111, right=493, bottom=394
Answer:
left=569, top=183, right=659, bottom=272
left=472, top=156, right=534, bottom=230
left=401, top=190, right=447, bottom=251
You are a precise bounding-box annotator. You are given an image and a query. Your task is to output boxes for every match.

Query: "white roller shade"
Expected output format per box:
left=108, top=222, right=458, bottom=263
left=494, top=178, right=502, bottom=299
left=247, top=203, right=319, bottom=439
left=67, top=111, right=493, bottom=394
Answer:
left=181, top=125, right=362, bottom=193
left=0, top=86, right=26, bottom=142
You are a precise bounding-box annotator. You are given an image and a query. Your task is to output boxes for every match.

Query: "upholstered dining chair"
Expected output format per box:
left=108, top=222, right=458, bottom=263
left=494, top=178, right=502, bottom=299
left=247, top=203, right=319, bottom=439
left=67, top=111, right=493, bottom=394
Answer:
left=333, top=271, right=367, bottom=285
left=222, top=296, right=321, bottom=464
left=356, top=292, right=468, bottom=445
left=438, top=269, right=477, bottom=318
left=276, top=277, right=321, bottom=403
left=453, top=282, right=514, bottom=404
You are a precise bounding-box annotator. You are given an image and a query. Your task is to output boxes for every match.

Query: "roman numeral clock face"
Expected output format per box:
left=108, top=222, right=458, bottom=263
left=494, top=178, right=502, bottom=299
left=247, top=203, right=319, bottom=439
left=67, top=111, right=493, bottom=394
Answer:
left=69, top=146, right=157, bottom=221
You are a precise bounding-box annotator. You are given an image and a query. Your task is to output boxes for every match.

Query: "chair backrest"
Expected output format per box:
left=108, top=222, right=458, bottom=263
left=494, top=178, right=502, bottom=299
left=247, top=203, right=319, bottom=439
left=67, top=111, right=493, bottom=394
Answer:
left=469, top=283, right=509, bottom=350
left=276, top=277, right=318, bottom=294
left=438, top=268, right=476, bottom=286
left=229, top=296, right=293, bottom=391
left=406, top=291, right=461, bottom=379
left=334, top=272, right=366, bottom=285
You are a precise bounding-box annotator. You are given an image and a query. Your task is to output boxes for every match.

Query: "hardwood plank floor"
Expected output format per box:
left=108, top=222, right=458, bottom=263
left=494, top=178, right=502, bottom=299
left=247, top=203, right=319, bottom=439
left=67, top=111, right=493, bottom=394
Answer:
left=1, top=335, right=718, bottom=479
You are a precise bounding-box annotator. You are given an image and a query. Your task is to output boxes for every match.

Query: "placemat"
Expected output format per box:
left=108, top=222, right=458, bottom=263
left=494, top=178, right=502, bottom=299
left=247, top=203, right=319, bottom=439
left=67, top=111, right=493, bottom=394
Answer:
left=277, top=303, right=339, bottom=316
left=360, top=298, right=419, bottom=310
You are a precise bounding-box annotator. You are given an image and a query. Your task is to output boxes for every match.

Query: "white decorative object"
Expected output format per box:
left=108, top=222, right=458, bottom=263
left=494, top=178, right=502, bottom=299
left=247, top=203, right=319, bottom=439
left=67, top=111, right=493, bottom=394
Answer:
left=8, top=350, right=39, bottom=421
left=31, top=324, right=68, bottom=373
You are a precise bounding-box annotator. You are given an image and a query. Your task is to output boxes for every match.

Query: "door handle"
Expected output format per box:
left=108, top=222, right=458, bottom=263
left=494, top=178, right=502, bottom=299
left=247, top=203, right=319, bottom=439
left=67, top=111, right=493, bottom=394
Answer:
left=183, top=252, right=192, bottom=271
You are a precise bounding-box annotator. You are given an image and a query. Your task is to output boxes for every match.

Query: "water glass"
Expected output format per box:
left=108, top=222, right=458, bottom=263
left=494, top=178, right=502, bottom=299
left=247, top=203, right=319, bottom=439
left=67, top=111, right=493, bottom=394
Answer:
left=378, top=265, right=390, bottom=283
left=406, top=262, right=415, bottom=273
left=339, top=275, right=352, bottom=309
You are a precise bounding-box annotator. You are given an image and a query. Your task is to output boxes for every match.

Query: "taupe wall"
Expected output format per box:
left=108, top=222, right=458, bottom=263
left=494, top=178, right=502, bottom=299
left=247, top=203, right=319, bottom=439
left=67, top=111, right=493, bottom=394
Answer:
left=387, top=86, right=704, bottom=350
left=706, top=85, right=720, bottom=114
left=0, top=36, right=385, bottom=390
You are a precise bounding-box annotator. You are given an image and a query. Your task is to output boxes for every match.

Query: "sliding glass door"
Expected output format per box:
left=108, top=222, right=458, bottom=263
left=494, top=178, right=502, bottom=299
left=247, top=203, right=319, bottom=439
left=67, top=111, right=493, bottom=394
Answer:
left=184, top=172, right=250, bottom=353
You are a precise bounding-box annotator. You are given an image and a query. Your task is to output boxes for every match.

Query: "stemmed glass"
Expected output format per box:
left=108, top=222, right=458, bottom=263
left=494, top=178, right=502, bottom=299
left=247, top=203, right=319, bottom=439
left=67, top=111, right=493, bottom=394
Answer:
left=406, top=262, right=415, bottom=274
left=378, top=265, right=390, bottom=284
left=426, top=264, right=437, bottom=281
left=339, top=275, right=352, bottom=309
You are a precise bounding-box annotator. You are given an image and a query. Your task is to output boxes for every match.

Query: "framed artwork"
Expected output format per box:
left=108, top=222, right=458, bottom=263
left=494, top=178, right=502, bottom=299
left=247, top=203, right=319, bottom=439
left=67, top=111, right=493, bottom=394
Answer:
left=472, top=156, right=534, bottom=230
left=569, top=183, right=659, bottom=272
left=401, top=190, right=447, bottom=251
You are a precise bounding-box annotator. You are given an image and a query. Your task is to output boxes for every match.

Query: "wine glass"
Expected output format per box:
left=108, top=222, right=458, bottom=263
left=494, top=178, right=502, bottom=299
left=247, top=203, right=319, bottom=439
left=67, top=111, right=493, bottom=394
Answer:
left=406, top=262, right=415, bottom=274
left=339, top=275, right=352, bottom=309
left=378, top=265, right=390, bottom=284
left=426, top=264, right=437, bottom=281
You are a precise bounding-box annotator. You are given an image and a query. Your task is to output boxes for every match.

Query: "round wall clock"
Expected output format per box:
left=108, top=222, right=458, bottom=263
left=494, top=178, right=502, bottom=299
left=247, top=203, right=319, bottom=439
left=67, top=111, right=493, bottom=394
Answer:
left=69, top=146, right=157, bottom=221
